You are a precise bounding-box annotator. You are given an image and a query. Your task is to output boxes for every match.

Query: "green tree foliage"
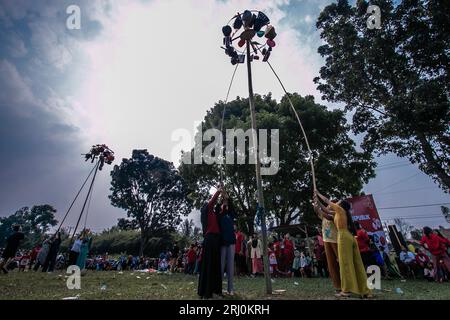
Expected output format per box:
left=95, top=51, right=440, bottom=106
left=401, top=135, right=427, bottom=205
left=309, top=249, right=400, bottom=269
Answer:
left=83, top=229, right=174, bottom=257
left=179, top=94, right=375, bottom=234
left=109, top=150, right=193, bottom=256
left=314, top=0, right=450, bottom=192
left=0, top=205, right=58, bottom=249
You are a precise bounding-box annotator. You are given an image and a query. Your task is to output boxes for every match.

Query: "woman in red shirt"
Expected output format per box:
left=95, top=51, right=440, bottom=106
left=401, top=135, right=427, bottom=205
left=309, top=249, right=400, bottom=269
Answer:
left=419, top=226, right=450, bottom=281
left=355, top=222, right=371, bottom=268
left=282, top=233, right=295, bottom=272
left=198, top=185, right=225, bottom=299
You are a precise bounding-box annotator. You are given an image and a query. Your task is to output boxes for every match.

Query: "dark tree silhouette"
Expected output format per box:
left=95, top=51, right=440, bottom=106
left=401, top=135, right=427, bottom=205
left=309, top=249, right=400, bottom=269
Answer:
left=0, top=205, right=58, bottom=248
left=109, top=150, right=192, bottom=256
left=314, top=0, right=450, bottom=192
left=179, top=93, right=375, bottom=234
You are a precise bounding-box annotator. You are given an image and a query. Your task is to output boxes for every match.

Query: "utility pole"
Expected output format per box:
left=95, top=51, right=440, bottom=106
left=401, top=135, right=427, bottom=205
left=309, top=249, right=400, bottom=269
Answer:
left=246, top=40, right=272, bottom=294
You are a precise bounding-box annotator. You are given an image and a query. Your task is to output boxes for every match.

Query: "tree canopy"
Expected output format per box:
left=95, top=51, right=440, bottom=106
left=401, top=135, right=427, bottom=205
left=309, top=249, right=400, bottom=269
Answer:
left=179, top=93, right=375, bottom=234
left=109, top=149, right=193, bottom=256
left=314, top=0, right=450, bottom=192
left=0, top=204, right=58, bottom=249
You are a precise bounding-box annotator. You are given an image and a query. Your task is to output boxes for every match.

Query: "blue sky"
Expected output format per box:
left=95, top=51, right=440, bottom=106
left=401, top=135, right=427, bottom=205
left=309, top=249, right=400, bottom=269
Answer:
left=0, top=0, right=448, bottom=232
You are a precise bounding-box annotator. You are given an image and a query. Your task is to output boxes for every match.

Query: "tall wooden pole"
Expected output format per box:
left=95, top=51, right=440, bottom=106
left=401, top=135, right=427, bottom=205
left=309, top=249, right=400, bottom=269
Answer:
left=246, top=40, right=272, bottom=294
left=71, top=160, right=100, bottom=240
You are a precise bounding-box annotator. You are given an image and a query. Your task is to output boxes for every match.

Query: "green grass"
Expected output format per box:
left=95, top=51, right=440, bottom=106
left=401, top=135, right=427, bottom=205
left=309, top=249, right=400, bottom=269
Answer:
left=0, top=270, right=449, bottom=300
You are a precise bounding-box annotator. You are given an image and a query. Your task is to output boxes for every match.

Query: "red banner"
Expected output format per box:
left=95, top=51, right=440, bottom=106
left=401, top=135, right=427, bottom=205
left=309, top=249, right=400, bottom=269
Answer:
left=347, top=194, right=388, bottom=251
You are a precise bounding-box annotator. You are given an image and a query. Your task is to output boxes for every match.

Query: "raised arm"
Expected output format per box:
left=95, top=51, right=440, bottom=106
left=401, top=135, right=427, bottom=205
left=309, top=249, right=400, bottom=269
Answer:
left=207, top=188, right=222, bottom=211
left=313, top=202, right=334, bottom=221
left=316, top=190, right=332, bottom=206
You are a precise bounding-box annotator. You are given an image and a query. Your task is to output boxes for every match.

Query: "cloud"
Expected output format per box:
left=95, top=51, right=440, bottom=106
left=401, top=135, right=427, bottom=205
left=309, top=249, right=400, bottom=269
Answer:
left=0, top=0, right=114, bottom=229
left=0, top=60, right=35, bottom=110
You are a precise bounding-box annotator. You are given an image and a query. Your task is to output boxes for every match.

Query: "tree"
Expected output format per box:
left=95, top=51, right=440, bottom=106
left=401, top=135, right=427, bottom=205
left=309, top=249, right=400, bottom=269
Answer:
left=109, top=150, right=193, bottom=256
left=180, top=219, right=195, bottom=238
left=117, top=218, right=138, bottom=231
left=314, top=0, right=450, bottom=192
left=0, top=205, right=58, bottom=248
left=441, top=206, right=450, bottom=223
left=179, top=93, right=375, bottom=234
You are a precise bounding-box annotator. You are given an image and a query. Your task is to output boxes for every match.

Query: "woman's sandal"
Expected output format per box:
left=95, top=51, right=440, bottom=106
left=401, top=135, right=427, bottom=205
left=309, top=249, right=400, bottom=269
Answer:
left=335, top=291, right=351, bottom=298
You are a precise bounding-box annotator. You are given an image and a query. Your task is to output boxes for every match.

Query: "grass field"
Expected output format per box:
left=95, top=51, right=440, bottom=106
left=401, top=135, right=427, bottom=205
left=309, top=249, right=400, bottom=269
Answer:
left=0, top=270, right=449, bottom=300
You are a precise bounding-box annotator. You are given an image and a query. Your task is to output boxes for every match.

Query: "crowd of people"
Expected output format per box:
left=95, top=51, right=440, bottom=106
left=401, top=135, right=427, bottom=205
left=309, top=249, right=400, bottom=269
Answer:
left=1, top=187, right=449, bottom=300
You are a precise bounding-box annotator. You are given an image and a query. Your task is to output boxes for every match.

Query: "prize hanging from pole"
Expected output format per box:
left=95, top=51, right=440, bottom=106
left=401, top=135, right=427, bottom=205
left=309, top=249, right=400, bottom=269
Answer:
left=56, top=144, right=115, bottom=240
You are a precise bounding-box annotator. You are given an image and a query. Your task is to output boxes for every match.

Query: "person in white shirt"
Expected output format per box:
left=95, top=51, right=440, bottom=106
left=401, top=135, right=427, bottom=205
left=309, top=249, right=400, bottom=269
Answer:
left=423, top=262, right=435, bottom=282
left=400, top=247, right=415, bottom=264
left=399, top=246, right=416, bottom=278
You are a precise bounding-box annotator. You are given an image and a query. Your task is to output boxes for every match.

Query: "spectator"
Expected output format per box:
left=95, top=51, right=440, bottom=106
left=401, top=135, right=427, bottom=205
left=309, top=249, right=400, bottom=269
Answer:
left=234, top=225, right=245, bottom=276
left=434, top=229, right=450, bottom=255
left=415, top=248, right=430, bottom=277
left=43, top=232, right=62, bottom=272
left=186, top=244, right=197, bottom=275
left=250, top=233, right=263, bottom=276
left=268, top=244, right=278, bottom=277
left=418, top=226, right=450, bottom=282
left=29, top=244, right=41, bottom=270
left=300, top=252, right=312, bottom=278
left=313, top=240, right=327, bottom=278
left=371, top=244, right=391, bottom=280
left=19, top=251, right=31, bottom=272
left=282, top=233, right=295, bottom=273
left=355, top=222, right=371, bottom=268
left=0, top=225, right=25, bottom=274
left=399, top=246, right=416, bottom=278
left=34, top=237, right=51, bottom=271
left=424, top=262, right=435, bottom=282
left=291, top=250, right=301, bottom=277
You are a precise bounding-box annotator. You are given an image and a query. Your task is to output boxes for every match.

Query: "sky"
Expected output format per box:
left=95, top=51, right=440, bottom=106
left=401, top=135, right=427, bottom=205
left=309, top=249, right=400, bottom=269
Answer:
left=0, top=0, right=448, bottom=233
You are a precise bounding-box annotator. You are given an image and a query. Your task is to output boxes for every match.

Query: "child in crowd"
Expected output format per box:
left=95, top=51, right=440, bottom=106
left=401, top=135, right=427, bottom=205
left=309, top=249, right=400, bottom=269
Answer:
left=268, top=245, right=278, bottom=277
left=291, top=250, right=301, bottom=277
left=300, top=252, right=311, bottom=278
left=19, top=252, right=30, bottom=272
left=424, top=262, right=435, bottom=282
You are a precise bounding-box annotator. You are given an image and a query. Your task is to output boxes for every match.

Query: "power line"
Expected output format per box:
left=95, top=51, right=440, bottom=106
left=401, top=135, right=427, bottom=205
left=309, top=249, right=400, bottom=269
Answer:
left=382, top=214, right=442, bottom=219
left=377, top=160, right=411, bottom=168
left=378, top=202, right=450, bottom=210
left=376, top=163, right=413, bottom=171
left=383, top=216, right=443, bottom=221
left=372, top=186, right=438, bottom=195
left=371, top=172, right=420, bottom=193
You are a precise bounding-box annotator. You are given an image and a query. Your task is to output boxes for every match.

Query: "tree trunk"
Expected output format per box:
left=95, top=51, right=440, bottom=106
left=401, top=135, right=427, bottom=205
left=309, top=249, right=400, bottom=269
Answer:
left=417, top=133, right=450, bottom=192
left=139, top=229, right=146, bottom=257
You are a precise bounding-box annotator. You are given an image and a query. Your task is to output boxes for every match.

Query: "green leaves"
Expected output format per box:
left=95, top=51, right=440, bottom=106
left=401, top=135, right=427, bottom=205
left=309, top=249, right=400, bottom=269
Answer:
left=0, top=205, right=58, bottom=248
left=315, top=0, right=450, bottom=192
left=109, top=150, right=193, bottom=255
left=179, top=93, right=375, bottom=233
